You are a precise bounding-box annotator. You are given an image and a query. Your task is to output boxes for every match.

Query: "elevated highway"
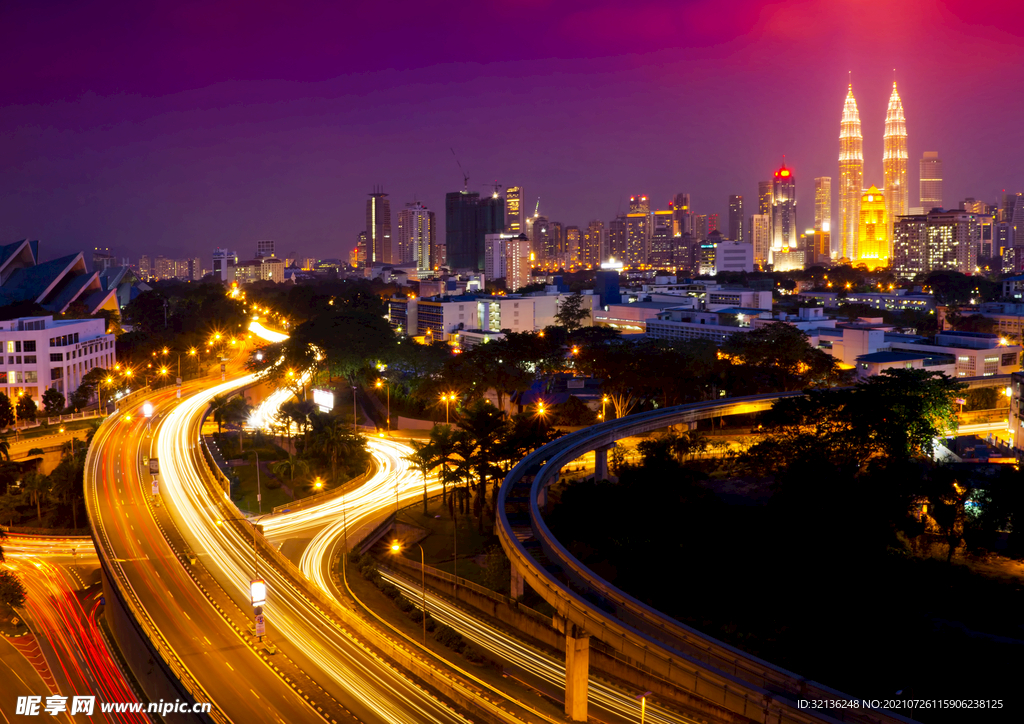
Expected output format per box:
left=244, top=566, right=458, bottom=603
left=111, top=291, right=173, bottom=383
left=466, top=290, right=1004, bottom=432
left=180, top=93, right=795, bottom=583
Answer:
left=497, top=391, right=921, bottom=724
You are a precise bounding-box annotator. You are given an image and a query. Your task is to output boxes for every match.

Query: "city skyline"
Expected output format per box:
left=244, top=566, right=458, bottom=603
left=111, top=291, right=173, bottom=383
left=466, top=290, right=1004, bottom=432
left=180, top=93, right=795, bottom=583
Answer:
left=0, top=1, right=1021, bottom=264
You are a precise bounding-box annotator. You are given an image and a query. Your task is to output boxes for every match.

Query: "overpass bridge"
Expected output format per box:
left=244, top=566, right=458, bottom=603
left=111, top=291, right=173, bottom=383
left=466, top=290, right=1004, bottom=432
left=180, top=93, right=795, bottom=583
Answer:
left=497, top=379, right=1006, bottom=724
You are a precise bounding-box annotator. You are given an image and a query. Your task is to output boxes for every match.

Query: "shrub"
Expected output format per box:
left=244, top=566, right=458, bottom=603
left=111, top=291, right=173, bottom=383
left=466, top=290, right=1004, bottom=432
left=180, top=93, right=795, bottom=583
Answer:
left=396, top=596, right=414, bottom=613
left=433, top=624, right=466, bottom=653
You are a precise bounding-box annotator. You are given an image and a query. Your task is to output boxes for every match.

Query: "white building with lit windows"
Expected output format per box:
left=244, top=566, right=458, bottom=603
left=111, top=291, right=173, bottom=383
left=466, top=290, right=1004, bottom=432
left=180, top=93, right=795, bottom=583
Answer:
left=0, top=316, right=115, bottom=405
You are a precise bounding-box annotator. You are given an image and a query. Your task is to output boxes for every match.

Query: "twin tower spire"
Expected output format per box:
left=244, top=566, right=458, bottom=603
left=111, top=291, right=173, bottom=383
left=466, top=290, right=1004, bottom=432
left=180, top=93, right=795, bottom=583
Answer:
left=837, top=80, right=908, bottom=265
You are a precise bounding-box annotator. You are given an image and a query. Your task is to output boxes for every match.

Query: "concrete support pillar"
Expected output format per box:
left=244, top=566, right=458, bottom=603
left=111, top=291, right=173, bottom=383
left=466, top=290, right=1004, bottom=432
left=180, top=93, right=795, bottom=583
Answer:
left=537, top=484, right=548, bottom=514
left=510, top=565, right=524, bottom=599
left=593, top=444, right=611, bottom=481
left=564, top=624, right=590, bottom=721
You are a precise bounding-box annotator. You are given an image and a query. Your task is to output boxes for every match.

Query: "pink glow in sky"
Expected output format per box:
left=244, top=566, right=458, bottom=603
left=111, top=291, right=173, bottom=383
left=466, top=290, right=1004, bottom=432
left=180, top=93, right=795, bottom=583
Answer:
left=0, top=0, right=1021, bottom=261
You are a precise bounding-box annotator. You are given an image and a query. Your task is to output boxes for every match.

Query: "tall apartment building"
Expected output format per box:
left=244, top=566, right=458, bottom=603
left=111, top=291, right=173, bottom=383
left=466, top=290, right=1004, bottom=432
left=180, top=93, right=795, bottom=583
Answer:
left=366, top=187, right=392, bottom=264
left=530, top=215, right=550, bottom=261
left=255, top=239, right=276, bottom=258
left=581, top=220, right=604, bottom=267
left=565, top=226, right=581, bottom=267
left=758, top=181, right=772, bottom=216
left=607, top=215, right=627, bottom=261
left=728, top=195, right=744, bottom=242
left=750, top=214, right=770, bottom=269
left=625, top=212, right=649, bottom=266
left=672, top=193, right=694, bottom=238
left=814, top=177, right=832, bottom=234
left=212, top=248, right=237, bottom=282
left=839, top=84, right=864, bottom=261
left=504, top=186, right=523, bottom=234
left=445, top=191, right=504, bottom=271
left=920, top=152, right=943, bottom=211
left=893, top=209, right=978, bottom=276
left=629, top=195, right=650, bottom=213
left=139, top=255, right=151, bottom=280
left=505, top=234, right=532, bottom=292
left=396, top=201, right=435, bottom=270
left=485, top=233, right=516, bottom=281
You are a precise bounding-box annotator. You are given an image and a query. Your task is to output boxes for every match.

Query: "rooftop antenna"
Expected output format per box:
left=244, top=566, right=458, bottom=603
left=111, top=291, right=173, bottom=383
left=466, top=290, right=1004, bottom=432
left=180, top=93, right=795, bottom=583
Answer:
left=450, top=148, right=469, bottom=191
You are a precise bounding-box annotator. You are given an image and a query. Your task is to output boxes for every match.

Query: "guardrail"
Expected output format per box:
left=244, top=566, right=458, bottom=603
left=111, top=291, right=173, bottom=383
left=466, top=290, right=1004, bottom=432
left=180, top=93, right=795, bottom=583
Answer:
left=497, top=391, right=914, bottom=724
left=84, top=412, right=224, bottom=723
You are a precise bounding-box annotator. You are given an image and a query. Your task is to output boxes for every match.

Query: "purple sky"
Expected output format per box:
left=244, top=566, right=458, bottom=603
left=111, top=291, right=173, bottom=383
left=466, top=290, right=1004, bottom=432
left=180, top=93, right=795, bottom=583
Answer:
left=1, top=0, right=1022, bottom=264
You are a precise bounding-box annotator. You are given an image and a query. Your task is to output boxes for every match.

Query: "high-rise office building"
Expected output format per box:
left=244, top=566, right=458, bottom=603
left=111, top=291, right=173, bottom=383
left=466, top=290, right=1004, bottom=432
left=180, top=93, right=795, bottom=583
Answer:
left=366, top=187, right=392, bottom=264
left=814, top=177, right=832, bottom=236
left=396, top=201, right=435, bottom=271
left=839, top=84, right=864, bottom=261
left=770, top=164, right=797, bottom=263
left=505, top=234, right=532, bottom=292
left=212, top=249, right=237, bottom=281
left=607, top=215, right=627, bottom=261
left=672, top=193, right=694, bottom=237
left=883, top=82, right=909, bottom=244
left=728, top=195, right=744, bottom=242
left=707, top=214, right=719, bottom=235
left=856, top=185, right=888, bottom=269
left=920, top=152, right=943, bottom=211
left=356, top=232, right=367, bottom=266
left=694, top=215, right=708, bottom=243
left=758, top=181, right=773, bottom=217
left=505, top=186, right=523, bottom=234
left=139, top=255, right=151, bottom=279
left=625, top=212, right=650, bottom=266
left=547, top=221, right=564, bottom=262
left=485, top=233, right=518, bottom=281
left=629, top=195, right=650, bottom=213
left=256, top=239, right=276, bottom=259
left=565, top=226, right=581, bottom=267
left=445, top=191, right=479, bottom=270
left=582, top=221, right=604, bottom=267
left=750, top=214, right=770, bottom=269
left=531, top=215, right=550, bottom=261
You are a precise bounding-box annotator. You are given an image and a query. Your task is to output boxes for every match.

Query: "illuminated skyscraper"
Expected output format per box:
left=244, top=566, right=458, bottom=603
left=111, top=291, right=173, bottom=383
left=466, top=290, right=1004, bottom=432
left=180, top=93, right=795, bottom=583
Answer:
left=504, top=186, right=523, bottom=234
left=750, top=214, right=770, bottom=268
left=856, top=185, right=888, bottom=269
left=814, top=177, right=832, bottom=234
left=396, top=201, right=435, bottom=271
left=920, top=152, right=943, bottom=211
left=758, top=182, right=772, bottom=216
left=607, top=215, right=627, bottom=261
left=839, top=84, right=864, bottom=261
left=728, top=195, right=744, bottom=242
left=629, top=195, right=650, bottom=213
left=770, top=163, right=797, bottom=263
left=366, top=187, right=392, bottom=264
left=582, top=220, right=604, bottom=266
left=883, top=82, right=908, bottom=244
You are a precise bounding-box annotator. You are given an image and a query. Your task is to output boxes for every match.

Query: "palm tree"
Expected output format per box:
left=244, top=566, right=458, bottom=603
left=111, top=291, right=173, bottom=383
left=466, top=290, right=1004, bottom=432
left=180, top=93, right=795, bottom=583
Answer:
left=426, top=424, right=459, bottom=505
left=270, top=455, right=310, bottom=484
left=404, top=440, right=435, bottom=515
left=458, top=400, right=507, bottom=529
left=21, top=472, right=49, bottom=524
left=0, top=493, right=19, bottom=528
left=308, top=417, right=360, bottom=486
left=210, top=394, right=230, bottom=433
left=222, top=397, right=253, bottom=451
left=0, top=437, right=9, bottom=462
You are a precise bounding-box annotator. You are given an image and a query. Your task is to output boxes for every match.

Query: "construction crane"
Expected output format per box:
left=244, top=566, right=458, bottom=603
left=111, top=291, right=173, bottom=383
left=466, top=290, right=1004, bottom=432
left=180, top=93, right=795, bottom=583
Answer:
left=483, top=180, right=502, bottom=198
left=450, top=148, right=469, bottom=191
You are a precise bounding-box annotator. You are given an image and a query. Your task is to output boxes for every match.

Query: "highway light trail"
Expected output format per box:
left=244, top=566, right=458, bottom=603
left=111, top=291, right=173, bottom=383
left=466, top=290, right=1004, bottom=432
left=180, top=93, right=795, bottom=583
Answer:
left=156, top=378, right=469, bottom=724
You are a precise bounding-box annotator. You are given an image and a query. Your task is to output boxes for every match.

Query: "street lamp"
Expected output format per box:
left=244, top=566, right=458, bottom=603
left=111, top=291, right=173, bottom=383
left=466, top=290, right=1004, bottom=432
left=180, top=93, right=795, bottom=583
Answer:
left=376, top=378, right=390, bottom=434
left=601, top=395, right=609, bottom=421
left=390, top=540, right=428, bottom=644
left=637, top=691, right=653, bottom=724
left=441, top=393, right=456, bottom=425
left=217, top=514, right=271, bottom=640
left=352, top=385, right=358, bottom=435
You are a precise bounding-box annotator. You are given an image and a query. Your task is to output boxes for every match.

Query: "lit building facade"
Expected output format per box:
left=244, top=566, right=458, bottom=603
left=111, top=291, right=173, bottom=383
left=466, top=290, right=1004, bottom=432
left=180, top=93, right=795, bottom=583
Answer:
left=770, top=164, right=797, bottom=265
left=882, top=82, right=909, bottom=244
left=505, top=234, right=532, bottom=292
left=396, top=201, right=435, bottom=270
left=366, top=187, right=392, bottom=264
left=504, top=186, right=523, bottom=234
left=839, top=84, right=864, bottom=261
left=814, top=177, right=831, bottom=234
left=757, top=181, right=772, bottom=216
left=892, top=210, right=977, bottom=276
left=856, top=186, right=888, bottom=269
left=728, top=195, right=744, bottom=242
left=920, top=152, right=943, bottom=211
left=750, top=214, right=770, bottom=269
left=582, top=220, right=604, bottom=267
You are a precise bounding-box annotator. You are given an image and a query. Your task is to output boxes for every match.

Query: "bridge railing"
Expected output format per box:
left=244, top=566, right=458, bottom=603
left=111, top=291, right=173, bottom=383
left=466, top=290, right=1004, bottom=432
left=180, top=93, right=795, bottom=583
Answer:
left=498, top=391, right=914, bottom=724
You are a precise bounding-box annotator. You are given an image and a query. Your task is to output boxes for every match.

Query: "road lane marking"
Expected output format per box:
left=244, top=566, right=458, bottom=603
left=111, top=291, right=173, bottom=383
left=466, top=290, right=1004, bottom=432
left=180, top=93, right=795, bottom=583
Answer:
left=225, top=661, right=234, bottom=671
left=250, top=689, right=259, bottom=699
left=183, top=611, right=191, bottom=621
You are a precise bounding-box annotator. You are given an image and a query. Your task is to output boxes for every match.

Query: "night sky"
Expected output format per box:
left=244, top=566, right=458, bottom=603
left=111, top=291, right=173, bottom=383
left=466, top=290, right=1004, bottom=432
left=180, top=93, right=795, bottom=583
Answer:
left=1, top=1, right=1021, bottom=264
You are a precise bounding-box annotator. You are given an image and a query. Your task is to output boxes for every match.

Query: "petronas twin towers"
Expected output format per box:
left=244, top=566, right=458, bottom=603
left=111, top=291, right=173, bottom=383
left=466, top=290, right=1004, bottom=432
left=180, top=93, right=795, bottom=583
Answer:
left=838, top=81, right=908, bottom=266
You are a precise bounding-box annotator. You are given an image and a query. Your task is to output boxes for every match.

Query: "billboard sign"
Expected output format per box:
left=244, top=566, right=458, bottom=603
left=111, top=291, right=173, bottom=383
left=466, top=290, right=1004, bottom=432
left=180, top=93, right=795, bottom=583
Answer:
left=313, top=388, right=334, bottom=413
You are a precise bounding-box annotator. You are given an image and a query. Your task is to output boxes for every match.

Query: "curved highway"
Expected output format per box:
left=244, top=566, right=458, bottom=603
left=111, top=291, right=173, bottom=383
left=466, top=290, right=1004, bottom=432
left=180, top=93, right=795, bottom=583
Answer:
left=496, top=393, right=914, bottom=724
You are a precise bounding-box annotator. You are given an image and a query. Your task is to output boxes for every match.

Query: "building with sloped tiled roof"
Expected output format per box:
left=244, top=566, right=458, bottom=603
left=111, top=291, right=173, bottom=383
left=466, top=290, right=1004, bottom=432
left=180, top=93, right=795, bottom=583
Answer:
left=0, top=240, right=119, bottom=316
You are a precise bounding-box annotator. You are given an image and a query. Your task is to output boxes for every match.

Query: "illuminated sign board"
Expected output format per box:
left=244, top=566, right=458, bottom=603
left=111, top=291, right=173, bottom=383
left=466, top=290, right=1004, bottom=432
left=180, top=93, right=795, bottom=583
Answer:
left=313, top=388, right=334, bottom=413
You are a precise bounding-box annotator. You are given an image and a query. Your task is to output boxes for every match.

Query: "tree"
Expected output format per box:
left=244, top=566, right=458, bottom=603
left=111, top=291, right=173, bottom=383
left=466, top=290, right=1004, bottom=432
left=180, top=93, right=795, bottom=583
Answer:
left=0, top=569, right=27, bottom=608
left=554, top=291, right=591, bottom=333
left=42, top=389, right=65, bottom=415
left=16, top=395, right=37, bottom=423
left=270, top=455, right=310, bottom=483
left=0, top=494, right=19, bottom=527
left=404, top=440, right=435, bottom=515
left=0, top=438, right=9, bottom=462
left=0, top=393, right=14, bottom=429
left=307, top=415, right=365, bottom=485
left=21, top=472, right=48, bottom=524
left=221, top=396, right=253, bottom=451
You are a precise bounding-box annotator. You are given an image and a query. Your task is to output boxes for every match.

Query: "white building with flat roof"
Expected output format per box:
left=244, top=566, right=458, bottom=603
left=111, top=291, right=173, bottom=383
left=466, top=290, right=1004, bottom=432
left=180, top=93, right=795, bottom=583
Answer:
left=0, top=316, right=115, bottom=404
